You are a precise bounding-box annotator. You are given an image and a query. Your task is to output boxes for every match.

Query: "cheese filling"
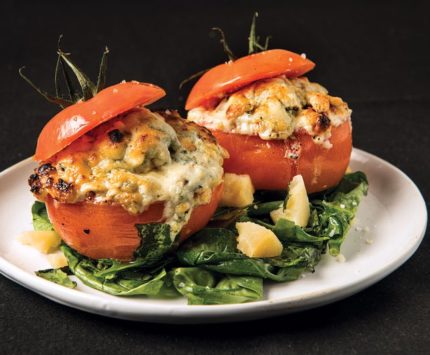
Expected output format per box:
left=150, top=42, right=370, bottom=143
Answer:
left=187, top=76, right=351, bottom=148
left=30, top=109, right=226, bottom=238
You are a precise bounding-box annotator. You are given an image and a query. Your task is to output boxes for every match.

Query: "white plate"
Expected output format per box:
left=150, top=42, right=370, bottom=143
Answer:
left=0, top=149, right=426, bottom=323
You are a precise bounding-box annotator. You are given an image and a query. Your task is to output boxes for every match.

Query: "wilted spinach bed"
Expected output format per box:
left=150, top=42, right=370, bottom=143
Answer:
left=35, top=172, right=368, bottom=305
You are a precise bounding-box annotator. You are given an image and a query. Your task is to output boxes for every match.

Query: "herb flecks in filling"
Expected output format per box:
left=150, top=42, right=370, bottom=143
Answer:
left=187, top=76, right=351, bottom=147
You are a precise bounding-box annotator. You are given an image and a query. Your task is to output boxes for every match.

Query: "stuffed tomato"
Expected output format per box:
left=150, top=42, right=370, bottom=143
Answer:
left=29, top=82, right=225, bottom=261
left=186, top=49, right=352, bottom=193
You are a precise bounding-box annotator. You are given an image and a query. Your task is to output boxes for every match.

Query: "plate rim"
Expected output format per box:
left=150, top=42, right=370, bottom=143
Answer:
left=0, top=148, right=427, bottom=323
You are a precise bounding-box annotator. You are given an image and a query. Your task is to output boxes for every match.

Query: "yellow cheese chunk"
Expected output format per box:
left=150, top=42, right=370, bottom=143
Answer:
left=47, top=251, right=68, bottom=268
left=220, top=173, right=255, bottom=208
left=236, top=222, right=283, bottom=258
left=270, top=174, right=310, bottom=227
left=18, top=231, right=61, bottom=254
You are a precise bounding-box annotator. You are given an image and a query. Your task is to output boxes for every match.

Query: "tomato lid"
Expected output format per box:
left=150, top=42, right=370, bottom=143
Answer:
left=185, top=49, right=315, bottom=110
left=34, top=81, right=165, bottom=161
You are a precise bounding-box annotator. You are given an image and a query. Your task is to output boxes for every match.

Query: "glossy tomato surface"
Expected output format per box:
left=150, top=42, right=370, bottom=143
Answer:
left=213, top=122, right=352, bottom=193
left=35, top=82, right=165, bottom=162
left=45, top=183, right=223, bottom=261
left=186, top=49, right=315, bottom=110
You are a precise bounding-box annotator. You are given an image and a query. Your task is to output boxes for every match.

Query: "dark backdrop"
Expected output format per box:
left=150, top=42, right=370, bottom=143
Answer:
left=1, top=0, right=429, bottom=354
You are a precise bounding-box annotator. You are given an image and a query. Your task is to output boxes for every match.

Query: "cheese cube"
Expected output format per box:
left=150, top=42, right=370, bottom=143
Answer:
left=220, top=173, right=255, bottom=208
left=270, top=175, right=310, bottom=227
left=18, top=231, right=61, bottom=254
left=236, top=222, right=283, bottom=258
left=47, top=251, right=68, bottom=268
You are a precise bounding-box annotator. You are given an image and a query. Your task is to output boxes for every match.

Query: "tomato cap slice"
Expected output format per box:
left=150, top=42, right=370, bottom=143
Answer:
left=34, top=81, right=166, bottom=162
left=185, top=49, right=315, bottom=110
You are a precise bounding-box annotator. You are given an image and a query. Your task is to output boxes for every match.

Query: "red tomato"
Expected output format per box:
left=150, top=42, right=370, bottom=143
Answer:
left=34, top=82, right=165, bottom=162
left=212, top=122, right=352, bottom=193
left=46, top=183, right=224, bottom=261
left=185, top=49, right=315, bottom=110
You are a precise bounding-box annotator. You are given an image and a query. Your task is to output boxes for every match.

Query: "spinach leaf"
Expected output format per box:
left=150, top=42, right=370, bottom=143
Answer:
left=91, top=223, right=174, bottom=277
left=29, top=172, right=368, bottom=303
left=308, top=172, right=368, bottom=255
left=35, top=268, right=76, bottom=288
left=62, top=244, right=173, bottom=296
left=31, top=201, right=54, bottom=231
left=247, top=201, right=283, bottom=217
left=172, top=267, right=263, bottom=304
left=177, top=228, right=321, bottom=282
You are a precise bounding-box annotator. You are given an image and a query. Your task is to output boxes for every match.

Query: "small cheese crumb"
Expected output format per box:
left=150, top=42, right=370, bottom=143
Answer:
left=336, top=254, right=346, bottom=263
left=47, top=251, right=68, bottom=268
left=365, top=238, right=374, bottom=245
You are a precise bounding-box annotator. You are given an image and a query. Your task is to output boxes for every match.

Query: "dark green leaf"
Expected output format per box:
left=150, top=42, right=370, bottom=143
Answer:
left=91, top=223, right=173, bottom=277
left=307, top=172, right=368, bottom=255
left=177, top=227, right=321, bottom=282
left=247, top=201, right=283, bottom=217
left=62, top=245, right=170, bottom=296
left=36, top=268, right=76, bottom=289
left=172, top=267, right=262, bottom=304
left=31, top=201, right=54, bottom=231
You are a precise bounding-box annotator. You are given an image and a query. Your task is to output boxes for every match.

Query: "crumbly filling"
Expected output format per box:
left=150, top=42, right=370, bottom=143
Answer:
left=29, top=108, right=226, bottom=237
left=187, top=76, right=351, bottom=148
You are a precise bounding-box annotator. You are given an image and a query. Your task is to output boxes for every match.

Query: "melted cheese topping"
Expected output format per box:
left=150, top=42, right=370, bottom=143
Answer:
left=187, top=76, right=351, bottom=148
left=33, top=109, right=226, bottom=237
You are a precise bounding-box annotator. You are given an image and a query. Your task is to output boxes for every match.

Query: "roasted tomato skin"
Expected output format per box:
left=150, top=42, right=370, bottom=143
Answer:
left=212, top=122, right=352, bottom=193
left=34, top=82, right=165, bottom=162
left=46, top=183, right=223, bottom=261
left=185, top=49, right=315, bottom=110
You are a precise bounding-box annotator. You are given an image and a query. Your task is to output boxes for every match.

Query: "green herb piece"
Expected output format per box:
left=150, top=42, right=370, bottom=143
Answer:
left=96, top=46, right=109, bottom=93
left=178, top=69, right=210, bottom=90
left=248, top=12, right=271, bottom=54
left=172, top=267, right=262, bottom=305
left=211, top=27, right=237, bottom=61
left=31, top=201, right=54, bottom=231
left=20, top=37, right=110, bottom=107
left=19, top=67, right=73, bottom=109
left=57, top=49, right=96, bottom=100
left=36, top=268, right=76, bottom=289
left=179, top=12, right=273, bottom=90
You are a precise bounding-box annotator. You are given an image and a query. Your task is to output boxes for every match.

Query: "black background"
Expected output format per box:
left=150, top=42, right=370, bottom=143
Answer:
left=1, top=0, right=429, bottom=353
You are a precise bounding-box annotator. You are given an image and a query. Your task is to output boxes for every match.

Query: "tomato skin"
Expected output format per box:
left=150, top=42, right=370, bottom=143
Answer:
left=185, top=49, right=315, bottom=110
left=212, top=122, right=352, bottom=193
left=45, top=183, right=223, bottom=261
left=35, top=82, right=165, bottom=162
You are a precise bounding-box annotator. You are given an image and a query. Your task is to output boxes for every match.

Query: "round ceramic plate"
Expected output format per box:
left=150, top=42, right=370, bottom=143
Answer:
left=0, top=148, right=427, bottom=323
